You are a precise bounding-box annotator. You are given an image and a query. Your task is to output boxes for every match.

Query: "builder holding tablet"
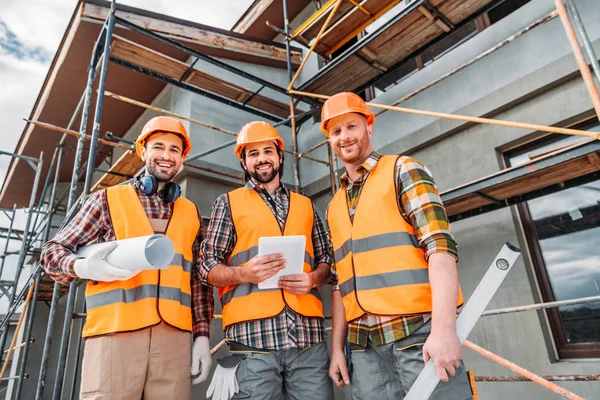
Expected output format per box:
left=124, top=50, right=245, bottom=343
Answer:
left=200, top=121, right=334, bottom=400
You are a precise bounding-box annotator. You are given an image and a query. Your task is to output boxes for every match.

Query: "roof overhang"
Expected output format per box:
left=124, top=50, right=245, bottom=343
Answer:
left=0, top=0, right=302, bottom=208
left=232, top=0, right=313, bottom=40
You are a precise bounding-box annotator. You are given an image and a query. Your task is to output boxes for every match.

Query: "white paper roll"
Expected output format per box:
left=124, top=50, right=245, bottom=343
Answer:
left=76, top=234, right=175, bottom=271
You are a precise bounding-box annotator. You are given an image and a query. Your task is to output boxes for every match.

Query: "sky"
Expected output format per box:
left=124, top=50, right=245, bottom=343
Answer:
left=0, top=0, right=252, bottom=308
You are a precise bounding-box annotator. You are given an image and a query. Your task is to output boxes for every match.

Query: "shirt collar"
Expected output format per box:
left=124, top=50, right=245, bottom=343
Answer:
left=339, top=151, right=382, bottom=187
left=245, top=179, right=288, bottom=196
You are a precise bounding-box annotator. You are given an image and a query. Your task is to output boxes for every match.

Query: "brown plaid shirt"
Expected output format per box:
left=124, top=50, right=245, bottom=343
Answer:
left=200, top=180, right=333, bottom=350
left=40, top=183, right=213, bottom=338
left=332, top=152, right=458, bottom=346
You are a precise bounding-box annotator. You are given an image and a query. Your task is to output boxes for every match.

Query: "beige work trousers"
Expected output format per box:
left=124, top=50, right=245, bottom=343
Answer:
left=80, top=323, right=191, bottom=400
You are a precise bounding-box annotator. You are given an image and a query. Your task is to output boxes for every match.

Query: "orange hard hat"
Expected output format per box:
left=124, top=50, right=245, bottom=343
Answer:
left=320, top=92, right=375, bottom=136
left=136, top=116, right=192, bottom=158
left=234, top=121, right=285, bottom=160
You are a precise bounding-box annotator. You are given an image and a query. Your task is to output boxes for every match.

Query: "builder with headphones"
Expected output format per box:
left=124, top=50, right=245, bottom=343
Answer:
left=41, top=116, right=213, bottom=400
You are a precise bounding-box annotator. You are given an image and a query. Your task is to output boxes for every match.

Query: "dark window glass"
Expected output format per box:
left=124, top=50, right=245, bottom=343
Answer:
left=507, top=123, right=600, bottom=357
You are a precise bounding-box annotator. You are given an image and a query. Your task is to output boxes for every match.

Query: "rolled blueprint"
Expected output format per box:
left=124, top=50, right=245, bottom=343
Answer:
left=76, top=234, right=175, bottom=271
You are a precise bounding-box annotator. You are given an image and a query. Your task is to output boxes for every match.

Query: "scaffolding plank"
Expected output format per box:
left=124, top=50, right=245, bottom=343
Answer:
left=441, top=139, right=600, bottom=219
left=111, top=36, right=297, bottom=119
left=91, top=150, right=144, bottom=193
left=301, top=0, right=493, bottom=95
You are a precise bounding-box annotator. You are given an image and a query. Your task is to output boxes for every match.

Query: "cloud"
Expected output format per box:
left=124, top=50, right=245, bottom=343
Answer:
left=0, top=21, right=51, bottom=63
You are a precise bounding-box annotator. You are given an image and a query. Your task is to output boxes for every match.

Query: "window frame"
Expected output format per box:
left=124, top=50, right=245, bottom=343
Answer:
left=502, top=120, right=600, bottom=359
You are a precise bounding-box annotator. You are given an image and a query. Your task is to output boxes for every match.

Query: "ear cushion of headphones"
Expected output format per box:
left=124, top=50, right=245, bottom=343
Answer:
left=160, top=182, right=181, bottom=203
left=139, top=175, right=158, bottom=196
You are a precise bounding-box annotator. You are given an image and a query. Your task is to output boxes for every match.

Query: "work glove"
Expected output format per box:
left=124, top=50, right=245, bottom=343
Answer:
left=73, top=242, right=137, bottom=282
left=206, top=355, right=244, bottom=400
left=191, top=336, right=213, bottom=384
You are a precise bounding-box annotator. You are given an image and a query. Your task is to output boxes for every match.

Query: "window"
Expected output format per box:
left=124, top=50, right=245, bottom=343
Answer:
left=506, top=122, right=600, bottom=359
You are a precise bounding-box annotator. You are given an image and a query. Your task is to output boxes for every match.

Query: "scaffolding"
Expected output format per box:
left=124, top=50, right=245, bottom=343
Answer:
left=0, top=0, right=599, bottom=399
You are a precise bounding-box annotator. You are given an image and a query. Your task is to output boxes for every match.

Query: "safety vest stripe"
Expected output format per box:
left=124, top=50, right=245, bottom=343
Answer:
left=171, top=253, right=193, bottom=273
left=333, top=231, right=419, bottom=262
left=221, top=283, right=322, bottom=306
left=228, top=246, right=314, bottom=268
left=338, top=269, right=430, bottom=298
left=86, top=284, right=191, bottom=309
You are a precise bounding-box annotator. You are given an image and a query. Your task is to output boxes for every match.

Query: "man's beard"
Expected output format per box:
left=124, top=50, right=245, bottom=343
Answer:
left=249, top=162, right=279, bottom=183
left=147, top=161, right=178, bottom=182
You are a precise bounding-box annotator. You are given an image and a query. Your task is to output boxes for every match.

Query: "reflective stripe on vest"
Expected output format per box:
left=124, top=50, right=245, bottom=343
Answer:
left=82, top=184, right=199, bottom=338
left=327, top=155, right=463, bottom=322
left=220, top=187, right=324, bottom=328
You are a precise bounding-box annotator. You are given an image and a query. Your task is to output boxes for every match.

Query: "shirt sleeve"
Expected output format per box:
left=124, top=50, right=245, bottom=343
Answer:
left=192, top=211, right=214, bottom=339
left=199, top=194, right=237, bottom=286
left=396, top=157, right=458, bottom=261
left=311, top=203, right=334, bottom=269
left=40, top=190, right=110, bottom=285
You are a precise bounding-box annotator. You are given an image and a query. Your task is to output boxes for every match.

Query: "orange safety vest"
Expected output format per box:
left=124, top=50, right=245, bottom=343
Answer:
left=327, top=155, right=463, bottom=322
left=219, top=187, right=324, bottom=328
left=82, top=184, right=199, bottom=338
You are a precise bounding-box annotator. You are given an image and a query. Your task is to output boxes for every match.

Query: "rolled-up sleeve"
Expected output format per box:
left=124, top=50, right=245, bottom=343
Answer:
left=199, top=194, right=236, bottom=286
left=396, top=157, right=458, bottom=261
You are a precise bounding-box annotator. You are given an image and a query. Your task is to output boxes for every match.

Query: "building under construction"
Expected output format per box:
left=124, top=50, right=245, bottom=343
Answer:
left=0, top=0, right=598, bottom=398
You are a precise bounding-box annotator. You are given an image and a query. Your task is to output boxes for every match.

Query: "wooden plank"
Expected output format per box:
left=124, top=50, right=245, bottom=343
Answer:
left=233, top=0, right=275, bottom=34
left=81, top=2, right=301, bottom=65
left=111, top=37, right=297, bottom=118
left=92, top=150, right=144, bottom=193
left=111, top=36, right=189, bottom=79
left=304, top=0, right=492, bottom=95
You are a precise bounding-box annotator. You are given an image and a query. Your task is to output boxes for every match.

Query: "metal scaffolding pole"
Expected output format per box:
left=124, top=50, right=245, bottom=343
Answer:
left=555, top=0, right=600, bottom=120
left=284, top=0, right=301, bottom=192
left=0, top=152, right=43, bottom=368
left=35, top=143, right=64, bottom=400
left=565, top=0, right=600, bottom=85
left=53, top=6, right=115, bottom=398
left=0, top=205, right=17, bottom=279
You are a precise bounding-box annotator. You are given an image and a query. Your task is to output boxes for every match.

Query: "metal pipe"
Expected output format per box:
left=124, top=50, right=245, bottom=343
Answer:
left=0, top=151, right=40, bottom=164
left=2, top=339, right=34, bottom=354
left=14, top=267, right=41, bottom=398
left=555, top=0, right=600, bottom=120
left=289, top=89, right=600, bottom=139
left=104, top=91, right=328, bottom=165
left=183, top=162, right=244, bottom=181
left=564, top=0, right=600, bottom=84
left=25, top=119, right=131, bottom=151
left=13, top=145, right=63, bottom=399
left=113, top=16, right=293, bottom=98
left=327, top=144, right=337, bottom=196
left=186, top=139, right=237, bottom=162
left=299, top=139, right=327, bottom=158
left=0, top=205, right=16, bottom=279
left=53, top=8, right=113, bottom=398
left=475, top=374, right=600, bottom=382
left=376, top=10, right=559, bottom=116
left=0, top=284, right=35, bottom=382
left=284, top=0, right=302, bottom=192
left=482, top=294, right=600, bottom=317
left=463, top=340, right=584, bottom=400
left=287, top=0, right=343, bottom=91
left=0, top=152, right=43, bottom=362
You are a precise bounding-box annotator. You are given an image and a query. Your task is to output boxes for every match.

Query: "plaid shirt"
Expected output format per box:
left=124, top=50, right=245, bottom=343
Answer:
left=200, top=180, right=333, bottom=350
left=40, top=183, right=213, bottom=339
left=333, top=152, right=458, bottom=347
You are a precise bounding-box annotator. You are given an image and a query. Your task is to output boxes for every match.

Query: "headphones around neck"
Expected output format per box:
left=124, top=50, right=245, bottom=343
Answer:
left=137, top=174, right=181, bottom=203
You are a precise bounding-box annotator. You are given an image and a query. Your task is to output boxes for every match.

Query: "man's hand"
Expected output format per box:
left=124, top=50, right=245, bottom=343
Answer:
left=74, top=242, right=137, bottom=282
left=278, top=272, right=314, bottom=294
left=422, top=328, right=462, bottom=382
left=241, top=253, right=285, bottom=284
left=191, top=337, right=212, bottom=384
left=329, top=350, right=350, bottom=388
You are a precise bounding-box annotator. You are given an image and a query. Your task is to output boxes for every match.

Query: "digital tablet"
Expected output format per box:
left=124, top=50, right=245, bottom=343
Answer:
left=257, top=235, right=306, bottom=290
